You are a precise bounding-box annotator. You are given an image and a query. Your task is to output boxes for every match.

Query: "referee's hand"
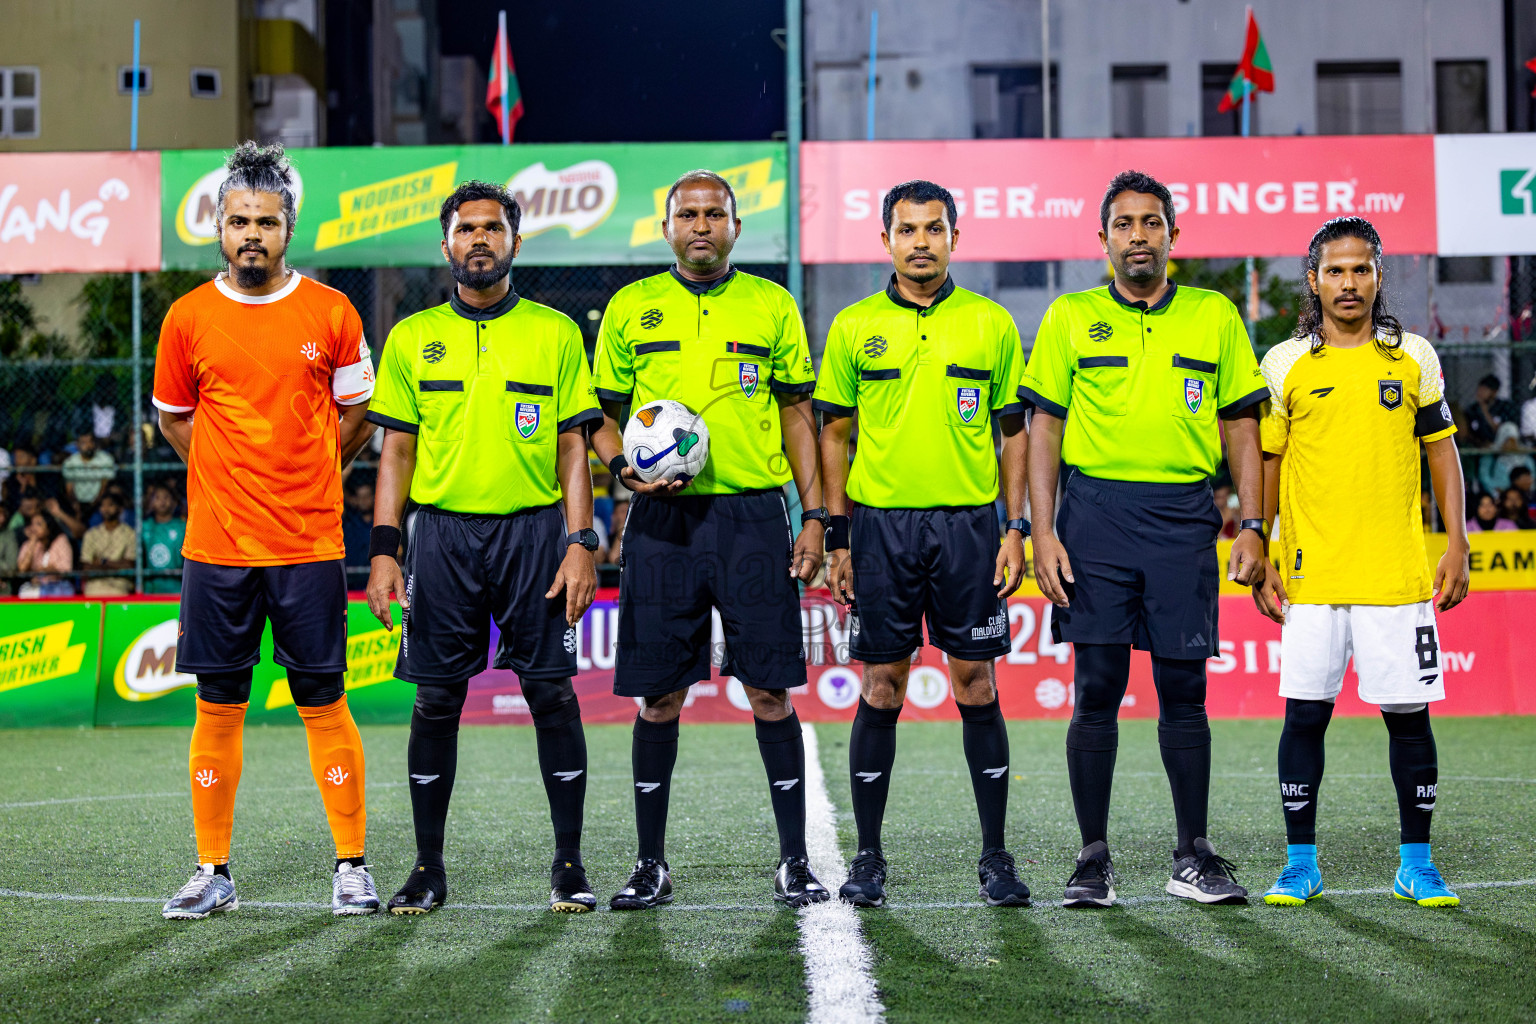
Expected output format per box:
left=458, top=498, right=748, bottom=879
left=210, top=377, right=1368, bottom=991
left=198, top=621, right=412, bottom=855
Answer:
left=1032, top=533, right=1074, bottom=609
left=792, top=522, right=825, bottom=584
left=366, top=555, right=408, bottom=631
left=546, top=546, right=598, bottom=626
left=995, top=531, right=1026, bottom=599
left=826, top=548, right=853, bottom=605
left=621, top=467, right=688, bottom=497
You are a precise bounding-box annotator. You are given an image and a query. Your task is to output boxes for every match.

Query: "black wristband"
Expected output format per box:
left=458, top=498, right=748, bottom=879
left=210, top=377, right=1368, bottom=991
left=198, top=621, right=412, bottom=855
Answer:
left=369, top=525, right=402, bottom=560
left=1239, top=518, right=1268, bottom=537
left=608, top=453, right=629, bottom=479
left=826, top=514, right=851, bottom=550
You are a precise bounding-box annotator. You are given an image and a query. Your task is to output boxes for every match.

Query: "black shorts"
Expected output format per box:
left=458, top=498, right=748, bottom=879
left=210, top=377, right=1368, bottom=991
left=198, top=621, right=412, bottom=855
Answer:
left=848, top=504, right=1010, bottom=663
left=615, top=489, right=805, bottom=697
left=176, top=558, right=348, bottom=675
left=396, top=504, right=577, bottom=685
left=1051, top=469, right=1221, bottom=660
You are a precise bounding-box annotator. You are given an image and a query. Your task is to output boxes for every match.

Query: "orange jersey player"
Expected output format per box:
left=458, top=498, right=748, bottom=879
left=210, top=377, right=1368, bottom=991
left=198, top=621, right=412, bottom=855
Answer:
left=153, top=141, right=381, bottom=920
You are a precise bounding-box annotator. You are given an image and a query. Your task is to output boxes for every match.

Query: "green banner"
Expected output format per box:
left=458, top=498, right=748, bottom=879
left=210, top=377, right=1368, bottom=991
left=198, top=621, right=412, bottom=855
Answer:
left=0, top=603, right=101, bottom=728
left=161, top=142, right=787, bottom=270
left=95, top=600, right=416, bottom=727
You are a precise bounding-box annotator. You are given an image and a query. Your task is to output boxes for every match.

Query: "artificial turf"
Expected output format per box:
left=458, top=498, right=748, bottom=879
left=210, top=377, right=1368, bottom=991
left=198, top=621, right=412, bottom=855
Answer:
left=0, top=716, right=1531, bottom=1023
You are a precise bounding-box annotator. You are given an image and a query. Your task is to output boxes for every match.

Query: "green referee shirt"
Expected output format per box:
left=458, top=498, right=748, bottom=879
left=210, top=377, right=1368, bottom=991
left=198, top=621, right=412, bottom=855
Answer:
left=366, top=289, right=602, bottom=514
left=814, top=275, right=1025, bottom=508
left=1018, top=282, right=1268, bottom=483
left=592, top=267, right=816, bottom=495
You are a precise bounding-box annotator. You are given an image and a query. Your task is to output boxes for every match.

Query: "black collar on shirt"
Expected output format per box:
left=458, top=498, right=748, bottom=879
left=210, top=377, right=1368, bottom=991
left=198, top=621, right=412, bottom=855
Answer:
left=1108, top=279, right=1177, bottom=312
left=669, top=265, right=738, bottom=296
left=449, top=285, right=520, bottom=322
left=884, top=272, right=956, bottom=312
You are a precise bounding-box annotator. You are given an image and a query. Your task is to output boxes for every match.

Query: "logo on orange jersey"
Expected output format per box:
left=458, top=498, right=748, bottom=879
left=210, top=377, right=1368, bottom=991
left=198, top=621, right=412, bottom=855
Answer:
left=325, top=764, right=350, bottom=786
left=300, top=341, right=320, bottom=361
left=195, top=768, right=220, bottom=788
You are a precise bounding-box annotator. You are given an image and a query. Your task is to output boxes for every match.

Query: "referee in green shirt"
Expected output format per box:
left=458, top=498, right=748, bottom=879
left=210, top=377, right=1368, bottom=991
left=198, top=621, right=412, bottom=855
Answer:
left=589, top=170, right=830, bottom=910
left=1019, top=170, right=1269, bottom=908
left=815, top=179, right=1032, bottom=909
left=364, top=181, right=604, bottom=916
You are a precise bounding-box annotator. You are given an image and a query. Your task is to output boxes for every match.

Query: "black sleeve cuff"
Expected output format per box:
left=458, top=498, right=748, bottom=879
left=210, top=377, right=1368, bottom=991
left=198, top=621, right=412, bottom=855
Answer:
left=812, top=398, right=856, bottom=417
left=594, top=387, right=632, bottom=405
left=365, top=411, right=419, bottom=434
left=1218, top=386, right=1270, bottom=418
left=1414, top=399, right=1456, bottom=438
left=558, top=406, right=604, bottom=434
left=1016, top=386, right=1068, bottom=419
left=769, top=377, right=818, bottom=394
left=992, top=401, right=1026, bottom=418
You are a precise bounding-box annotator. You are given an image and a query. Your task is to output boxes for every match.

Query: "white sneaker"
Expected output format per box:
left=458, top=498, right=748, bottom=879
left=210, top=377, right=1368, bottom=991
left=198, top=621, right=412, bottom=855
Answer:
left=332, top=861, right=380, bottom=915
left=163, top=864, right=238, bottom=920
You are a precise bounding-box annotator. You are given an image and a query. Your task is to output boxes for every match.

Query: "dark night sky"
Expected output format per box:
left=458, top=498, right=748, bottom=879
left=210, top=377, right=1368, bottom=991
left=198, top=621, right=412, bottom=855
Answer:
left=436, top=1, right=789, bottom=143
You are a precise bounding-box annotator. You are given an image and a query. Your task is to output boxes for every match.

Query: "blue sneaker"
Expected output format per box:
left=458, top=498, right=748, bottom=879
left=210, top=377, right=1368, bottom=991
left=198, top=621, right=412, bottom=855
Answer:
left=1264, top=860, right=1323, bottom=906
left=1394, top=862, right=1459, bottom=907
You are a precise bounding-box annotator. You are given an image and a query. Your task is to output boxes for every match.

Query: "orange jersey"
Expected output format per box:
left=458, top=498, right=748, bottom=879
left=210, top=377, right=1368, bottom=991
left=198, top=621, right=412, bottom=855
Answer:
left=153, top=273, right=374, bottom=566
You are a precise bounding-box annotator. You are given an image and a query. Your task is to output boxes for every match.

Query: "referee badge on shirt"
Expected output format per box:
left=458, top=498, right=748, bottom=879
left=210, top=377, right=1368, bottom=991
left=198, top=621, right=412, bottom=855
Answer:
left=1184, top=377, right=1204, bottom=413
left=515, top=402, right=541, bottom=438
left=739, top=362, right=759, bottom=398
left=1379, top=379, right=1403, bottom=411
left=956, top=386, right=981, bottom=423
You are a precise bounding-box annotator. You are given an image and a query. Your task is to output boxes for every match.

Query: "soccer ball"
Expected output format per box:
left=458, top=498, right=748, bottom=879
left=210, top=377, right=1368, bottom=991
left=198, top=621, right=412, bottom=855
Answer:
left=622, top=399, right=709, bottom=484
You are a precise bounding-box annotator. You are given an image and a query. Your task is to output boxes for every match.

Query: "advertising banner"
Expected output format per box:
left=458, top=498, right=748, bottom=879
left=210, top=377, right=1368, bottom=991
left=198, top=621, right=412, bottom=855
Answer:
left=800, top=136, right=1438, bottom=263
left=1433, top=133, right=1536, bottom=256
left=0, top=602, right=100, bottom=728
left=0, top=152, right=161, bottom=273
left=160, top=142, right=787, bottom=270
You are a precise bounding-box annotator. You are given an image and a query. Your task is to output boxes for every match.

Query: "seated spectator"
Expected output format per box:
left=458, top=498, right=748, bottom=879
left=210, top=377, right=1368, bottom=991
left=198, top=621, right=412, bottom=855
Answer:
left=1477, top=422, right=1535, bottom=499
left=16, top=512, right=74, bottom=597
left=1211, top=482, right=1238, bottom=539
left=342, top=478, right=374, bottom=579
left=8, top=489, right=41, bottom=535
left=6, top=447, right=53, bottom=503
left=142, top=482, right=185, bottom=594
left=1466, top=374, right=1520, bottom=447
left=1513, top=465, right=1534, bottom=505
left=0, top=500, right=16, bottom=595
left=80, top=492, right=136, bottom=596
left=1521, top=373, right=1536, bottom=444
left=1467, top=492, right=1517, bottom=533
left=45, top=493, right=87, bottom=541
left=1501, top=488, right=1534, bottom=530
left=63, top=431, right=116, bottom=507
left=87, top=483, right=135, bottom=529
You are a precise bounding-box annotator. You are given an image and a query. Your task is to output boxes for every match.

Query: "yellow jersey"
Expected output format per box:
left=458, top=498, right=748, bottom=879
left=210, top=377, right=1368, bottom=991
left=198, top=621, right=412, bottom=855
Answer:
left=1259, top=332, right=1455, bottom=605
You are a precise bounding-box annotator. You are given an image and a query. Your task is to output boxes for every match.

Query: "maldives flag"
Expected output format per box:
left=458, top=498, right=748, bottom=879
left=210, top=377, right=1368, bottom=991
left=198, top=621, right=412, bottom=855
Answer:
left=486, top=16, right=524, bottom=142
left=1217, top=6, right=1274, bottom=113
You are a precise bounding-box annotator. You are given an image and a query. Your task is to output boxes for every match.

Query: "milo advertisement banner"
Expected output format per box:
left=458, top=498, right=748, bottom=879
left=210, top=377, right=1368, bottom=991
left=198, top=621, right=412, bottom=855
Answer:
left=96, top=600, right=417, bottom=727
left=160, top=142, right=787, bottom=270
left=0, top=603, right=100, bottom=728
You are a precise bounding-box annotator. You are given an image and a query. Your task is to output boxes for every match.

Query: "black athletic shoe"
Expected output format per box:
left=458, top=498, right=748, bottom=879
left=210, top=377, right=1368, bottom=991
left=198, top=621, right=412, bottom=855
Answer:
left=1063, top=841, right=1116, bottom=908
left=978, top=848, right=1031, bottom=907
left=610, top=858, right=673, bottom=910
left=838, top=848, right=888, bottom=908
left=550, top=858, right=596, bottom=914
left=388, top=861, right=447, bottom=916
left=1166, top=837, right=1248, bottom=905
left=774, top=855, right=831, bottom=908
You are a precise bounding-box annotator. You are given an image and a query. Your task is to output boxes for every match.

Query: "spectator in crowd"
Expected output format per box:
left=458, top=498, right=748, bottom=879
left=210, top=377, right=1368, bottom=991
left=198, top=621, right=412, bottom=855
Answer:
left=5, top=447, right=51, bottom=503
left=1477, top=422, right=1535, bottom=499
left=1211, top=481, right=1238, bottom=539
left=0, top=500, right=16, bottom=595
left=44, top=493, right=87, bottom=541
left=1467, top=492, right=1517, bottom=533
left=342, top=478, right=374, bottom=578
left=16, top=512, right=74, bottom=597
left=80, top=492, right=136, bottom=596
left=1513, top=465, right=1534, bottom=504
left=1466, top=374, right=1520, bottom=447
left=63, top=431, right=116, bottom=506
left=1500, top=487, right=1534, bottom=530
left=142, top=482, right=185, bottom=595
left=1521, top=371, right=1536, bottom=444
left=8, top=489, right=41, bottom=535
left=90, top=373, right=119, bottom=447
left=87, top=482, right=135, bottom=529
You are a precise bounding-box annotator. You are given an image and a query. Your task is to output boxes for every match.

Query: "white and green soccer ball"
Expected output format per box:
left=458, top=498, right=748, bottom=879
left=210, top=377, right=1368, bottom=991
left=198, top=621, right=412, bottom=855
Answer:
left=622, top=399, right=710, bottom=484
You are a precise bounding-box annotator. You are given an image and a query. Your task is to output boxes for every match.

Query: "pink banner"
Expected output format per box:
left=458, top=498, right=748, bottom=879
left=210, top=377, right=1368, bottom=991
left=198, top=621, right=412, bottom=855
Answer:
left=799, top=136, right=1438, bottom=263
left=0, top=152, right=160, bottom=273
left=461, top=589, right=1532, bottom=725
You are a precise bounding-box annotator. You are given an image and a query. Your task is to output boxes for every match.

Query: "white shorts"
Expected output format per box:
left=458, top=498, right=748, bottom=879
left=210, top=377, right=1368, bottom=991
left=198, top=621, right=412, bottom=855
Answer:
left=1278, top=601, right=1446, bottom=705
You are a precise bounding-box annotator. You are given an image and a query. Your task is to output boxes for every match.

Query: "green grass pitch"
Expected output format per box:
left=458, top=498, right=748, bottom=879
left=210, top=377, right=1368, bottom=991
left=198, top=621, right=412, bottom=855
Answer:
left=1, top=716, right=1533, bottom=1023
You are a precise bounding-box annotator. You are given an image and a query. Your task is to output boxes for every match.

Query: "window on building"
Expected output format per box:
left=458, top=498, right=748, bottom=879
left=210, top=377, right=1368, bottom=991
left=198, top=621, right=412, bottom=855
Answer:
left=971, top=64, right=1058, bottom=138
left=1438, top=256, right=1494, bottom=284
left=1316, top=61, right=1402, bottom=134
left=117, top=66, right=152, bottom=95
left=1111, top=65, right=1168, bottom=138
left=996, top=262, right=1059, bottom=290
left=190, top=68, right=222, bottom=99
left=1435, top=60, right=1488, bottom=133
left=0, top=67, right=39, bottom=138
left=1201, top=63, right=1254, bottom=136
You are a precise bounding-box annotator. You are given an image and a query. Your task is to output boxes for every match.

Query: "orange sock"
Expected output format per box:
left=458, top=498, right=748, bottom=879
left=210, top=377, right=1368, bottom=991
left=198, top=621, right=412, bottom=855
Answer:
left=297, top=694, right=367, bottom=860
left=189, top=697, right=247, bottom=864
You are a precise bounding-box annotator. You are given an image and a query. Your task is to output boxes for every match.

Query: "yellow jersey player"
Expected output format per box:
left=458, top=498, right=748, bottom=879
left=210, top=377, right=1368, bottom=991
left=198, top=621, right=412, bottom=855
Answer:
left=1252, top=216, right=1471, bottom=908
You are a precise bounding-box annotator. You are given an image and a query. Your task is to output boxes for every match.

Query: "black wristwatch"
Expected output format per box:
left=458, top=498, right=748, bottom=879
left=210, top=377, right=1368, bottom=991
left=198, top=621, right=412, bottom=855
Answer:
left=1238, top=518, right=1268, bottom=539
left=567, top=528, right=600, bottom=551
left=1004, top=518, right=1031, bottom=538
left=801, top=507, right=830, bottom=528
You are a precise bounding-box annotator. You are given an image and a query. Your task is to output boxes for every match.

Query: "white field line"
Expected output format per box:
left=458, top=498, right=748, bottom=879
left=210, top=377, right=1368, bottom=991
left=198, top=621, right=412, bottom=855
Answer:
left=797, top=722, right=886, bottom=1024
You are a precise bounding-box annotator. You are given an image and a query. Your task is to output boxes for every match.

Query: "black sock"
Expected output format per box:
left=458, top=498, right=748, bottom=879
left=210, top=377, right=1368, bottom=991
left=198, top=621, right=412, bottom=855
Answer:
left=212, top=863, right=231, bottom=879
left=528, top=683, right=587, bottom=863
left=632, top=714, right=679, bottom=863
left=756, top=711, right=808, bottom=861
left=958, top=698, right=1010, bottom=851
left=407, top=683, right=466, bottom=869
left=1065, top=644, right=1130, bottom=848
left=1278, top=698, right=1334, bottom=844
left=1383, top=706, right=1437, bottom=843
left=1153, top=656, right=1211, bottom=857
left=334, top=856, right=365, bottom=871
left=849, top=698, right=901, bottom=853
